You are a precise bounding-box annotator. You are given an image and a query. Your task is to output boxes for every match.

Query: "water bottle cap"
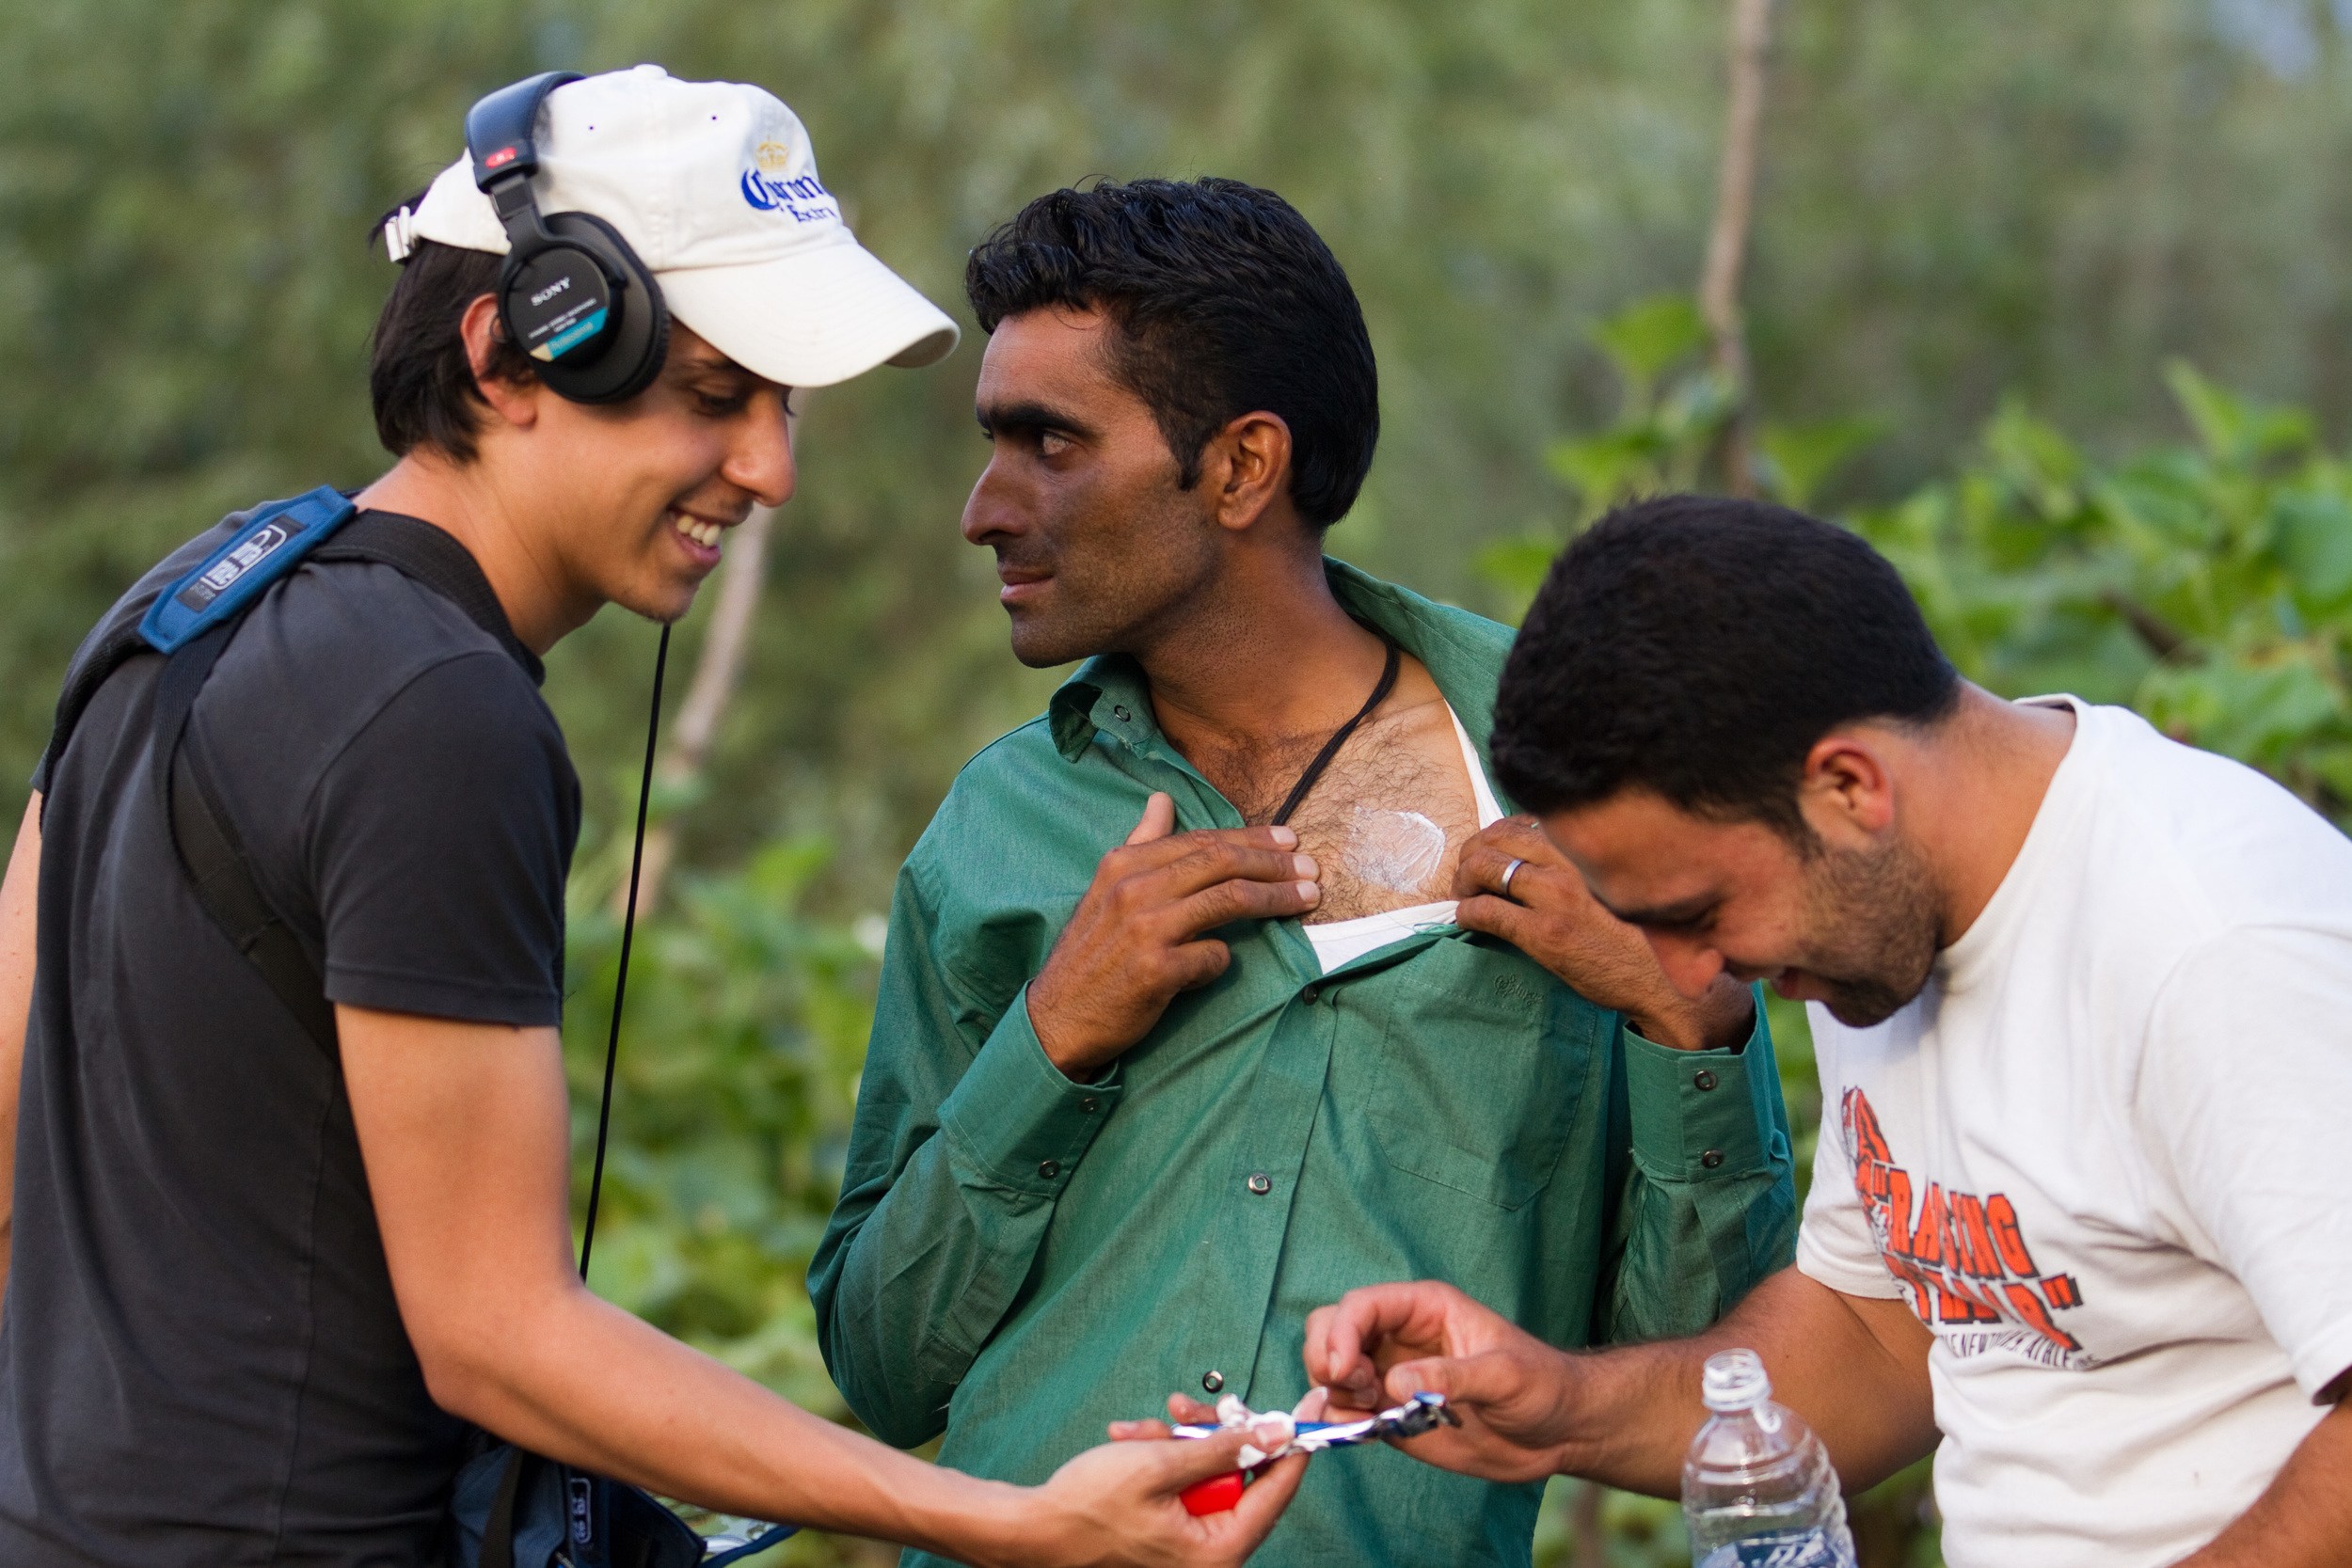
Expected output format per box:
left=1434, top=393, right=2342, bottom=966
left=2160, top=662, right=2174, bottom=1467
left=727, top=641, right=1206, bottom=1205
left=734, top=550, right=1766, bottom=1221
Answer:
left=1700, top=1348, right=1772, bottom=1412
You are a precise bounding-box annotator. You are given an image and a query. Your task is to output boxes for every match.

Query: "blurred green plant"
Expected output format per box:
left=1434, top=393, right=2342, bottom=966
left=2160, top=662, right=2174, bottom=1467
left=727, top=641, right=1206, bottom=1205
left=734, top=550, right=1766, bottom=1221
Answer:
left=1547, top=294, right=1734, bottom=513
left=1488, top=295, right=2352, bottom=832
left=1856, top=365, right=2352, bottom=826
left=1477, top=293, right=1883, bottom=623
left=1529, top=1478, right=1688, bottom=1568
left=561, top=834, right=893, bottom=1564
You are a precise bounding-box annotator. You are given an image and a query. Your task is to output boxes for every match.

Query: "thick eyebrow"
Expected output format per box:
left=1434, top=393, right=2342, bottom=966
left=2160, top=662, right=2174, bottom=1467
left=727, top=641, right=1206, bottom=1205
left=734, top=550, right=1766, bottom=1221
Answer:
left=975, top=398, right=1099, bottom=441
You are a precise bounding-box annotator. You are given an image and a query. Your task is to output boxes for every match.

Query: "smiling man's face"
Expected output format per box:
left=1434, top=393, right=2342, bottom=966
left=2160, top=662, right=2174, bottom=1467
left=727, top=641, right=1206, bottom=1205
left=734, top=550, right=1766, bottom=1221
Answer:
left=522, top=321, right=795, bottom=628
left=960, top=306, right=1221, bottom=668
left=1546, top=789, right=1944, bottom=1028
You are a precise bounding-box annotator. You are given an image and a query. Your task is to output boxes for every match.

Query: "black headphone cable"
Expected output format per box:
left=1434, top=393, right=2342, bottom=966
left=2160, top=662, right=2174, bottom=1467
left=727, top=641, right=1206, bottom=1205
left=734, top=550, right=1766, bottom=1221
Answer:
left=578, top=624, right=671, bottom=1281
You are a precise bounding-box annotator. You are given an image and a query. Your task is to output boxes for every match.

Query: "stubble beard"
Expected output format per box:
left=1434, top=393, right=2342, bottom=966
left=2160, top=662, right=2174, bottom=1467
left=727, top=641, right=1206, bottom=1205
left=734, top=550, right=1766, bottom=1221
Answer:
left=1797, top=836, right=1944, bottom=1029
left=1002, top=485, right=1219, bottom=669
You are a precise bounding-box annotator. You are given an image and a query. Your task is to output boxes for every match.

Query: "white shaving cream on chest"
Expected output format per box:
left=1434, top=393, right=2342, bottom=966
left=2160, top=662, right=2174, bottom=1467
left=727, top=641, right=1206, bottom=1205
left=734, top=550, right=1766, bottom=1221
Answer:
left=1346, top=807, right=1447, bottom=895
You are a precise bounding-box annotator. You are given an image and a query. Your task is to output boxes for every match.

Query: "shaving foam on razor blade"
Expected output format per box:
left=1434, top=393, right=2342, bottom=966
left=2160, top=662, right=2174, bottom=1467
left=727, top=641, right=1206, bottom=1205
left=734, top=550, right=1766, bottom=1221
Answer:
left=1171, top=1389, right=1460, bottom=1465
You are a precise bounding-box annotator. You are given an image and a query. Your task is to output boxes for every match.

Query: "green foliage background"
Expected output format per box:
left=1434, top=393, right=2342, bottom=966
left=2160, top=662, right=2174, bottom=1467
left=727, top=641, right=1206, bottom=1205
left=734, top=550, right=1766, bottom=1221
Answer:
left=10, top=1, right=2352, bottom=1562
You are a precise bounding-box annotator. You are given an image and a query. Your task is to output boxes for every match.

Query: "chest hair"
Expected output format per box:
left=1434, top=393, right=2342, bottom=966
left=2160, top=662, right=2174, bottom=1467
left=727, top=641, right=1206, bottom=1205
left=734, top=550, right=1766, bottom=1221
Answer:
left=1198, top=701, right=1480, bottom=924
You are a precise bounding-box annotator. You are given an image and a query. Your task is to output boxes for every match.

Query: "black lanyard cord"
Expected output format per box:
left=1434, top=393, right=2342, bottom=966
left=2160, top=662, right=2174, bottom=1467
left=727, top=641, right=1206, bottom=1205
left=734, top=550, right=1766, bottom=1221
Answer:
left=579, top=622, right=671, bottom=1282
left=1268, top=637, right=1400, bottom=829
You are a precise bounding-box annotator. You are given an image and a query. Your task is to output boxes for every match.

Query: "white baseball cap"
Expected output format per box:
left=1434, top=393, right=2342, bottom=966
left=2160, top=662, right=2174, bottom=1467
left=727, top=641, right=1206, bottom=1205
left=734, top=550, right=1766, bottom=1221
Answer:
left=389, top=64, right=959, bottom=388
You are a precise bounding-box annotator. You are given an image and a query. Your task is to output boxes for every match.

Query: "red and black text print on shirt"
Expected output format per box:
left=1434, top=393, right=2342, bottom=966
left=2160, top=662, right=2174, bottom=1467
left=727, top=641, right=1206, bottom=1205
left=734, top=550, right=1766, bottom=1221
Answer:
left=1841, top=1087, right=2092, bottom=1370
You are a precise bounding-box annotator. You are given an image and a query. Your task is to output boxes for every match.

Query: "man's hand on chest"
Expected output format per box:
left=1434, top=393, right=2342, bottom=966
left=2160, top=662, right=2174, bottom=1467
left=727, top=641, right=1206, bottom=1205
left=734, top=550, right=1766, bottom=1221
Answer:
left=1451, top=816, right=1756, bottom=1053
left=1273, top=698, right=1482, bottom=923
left=1024, top=793, right=1323, bottom=1079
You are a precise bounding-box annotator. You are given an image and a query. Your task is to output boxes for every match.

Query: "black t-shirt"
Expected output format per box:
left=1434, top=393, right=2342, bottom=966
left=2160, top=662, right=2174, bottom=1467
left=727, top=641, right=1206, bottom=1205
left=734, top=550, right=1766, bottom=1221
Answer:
left=0, top=508, right=581, bottom=1566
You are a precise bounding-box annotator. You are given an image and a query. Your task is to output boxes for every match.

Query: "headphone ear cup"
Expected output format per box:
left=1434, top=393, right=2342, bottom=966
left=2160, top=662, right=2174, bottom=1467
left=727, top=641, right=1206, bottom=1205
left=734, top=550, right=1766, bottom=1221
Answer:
left=527, top=213, right=670, bottom=405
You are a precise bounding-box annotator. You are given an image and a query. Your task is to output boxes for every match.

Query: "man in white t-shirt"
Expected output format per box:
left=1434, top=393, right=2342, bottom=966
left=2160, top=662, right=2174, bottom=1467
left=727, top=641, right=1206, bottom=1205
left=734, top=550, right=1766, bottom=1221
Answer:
left=1297, top=496, right=2352, bottom=1566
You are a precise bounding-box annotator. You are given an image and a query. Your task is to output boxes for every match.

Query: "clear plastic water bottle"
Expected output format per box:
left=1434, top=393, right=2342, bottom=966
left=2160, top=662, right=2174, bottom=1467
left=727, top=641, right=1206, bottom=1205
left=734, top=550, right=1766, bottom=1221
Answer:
left=1681, top=1349, right=1856, bottom=1568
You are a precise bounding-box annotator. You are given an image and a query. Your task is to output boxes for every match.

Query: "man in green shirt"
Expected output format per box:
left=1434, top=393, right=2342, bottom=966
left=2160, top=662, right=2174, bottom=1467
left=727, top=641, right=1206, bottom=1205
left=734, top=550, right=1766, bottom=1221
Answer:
left=809, top=178, right=1797, bottom=1567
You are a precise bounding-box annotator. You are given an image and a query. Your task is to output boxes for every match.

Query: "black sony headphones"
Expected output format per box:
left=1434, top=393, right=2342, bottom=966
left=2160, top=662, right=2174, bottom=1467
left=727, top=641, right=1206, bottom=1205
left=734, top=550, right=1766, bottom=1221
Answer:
left=464, top=71, right=671, bottom=404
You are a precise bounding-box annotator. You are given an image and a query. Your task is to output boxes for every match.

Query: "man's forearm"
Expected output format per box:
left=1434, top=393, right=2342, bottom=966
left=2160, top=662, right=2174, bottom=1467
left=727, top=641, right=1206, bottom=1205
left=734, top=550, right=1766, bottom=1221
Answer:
left=1562, top=1268, right=1940, bottom=1497
left=2171, top=1393, right=2352, bottom=1568
left=1311, top=1269, right=1937, bottom=1497
left=427, top=1270, right=1036, bottom=1560
left=344, top=1000, right=1043, bottom=1562
left=349, top=1001, right=1286, bottom=1568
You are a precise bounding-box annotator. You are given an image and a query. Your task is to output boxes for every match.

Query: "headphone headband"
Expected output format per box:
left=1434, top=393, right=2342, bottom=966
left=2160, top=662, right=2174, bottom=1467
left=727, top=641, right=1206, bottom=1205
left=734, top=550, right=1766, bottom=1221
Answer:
left=465, top=71, right=582, bottom=191
left=458, top=71, right=670, bottom=404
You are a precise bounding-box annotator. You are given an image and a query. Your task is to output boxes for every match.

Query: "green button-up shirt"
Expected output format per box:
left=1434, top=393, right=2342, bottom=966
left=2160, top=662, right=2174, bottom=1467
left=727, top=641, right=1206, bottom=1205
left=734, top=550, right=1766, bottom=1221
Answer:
left=810, top=562, right=1797, bottom=1568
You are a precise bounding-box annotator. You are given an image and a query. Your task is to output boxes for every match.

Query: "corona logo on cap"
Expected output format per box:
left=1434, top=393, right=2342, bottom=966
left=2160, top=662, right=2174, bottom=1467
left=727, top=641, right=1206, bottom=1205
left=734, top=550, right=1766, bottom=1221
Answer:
left=739, top=136, right=840, bottom=225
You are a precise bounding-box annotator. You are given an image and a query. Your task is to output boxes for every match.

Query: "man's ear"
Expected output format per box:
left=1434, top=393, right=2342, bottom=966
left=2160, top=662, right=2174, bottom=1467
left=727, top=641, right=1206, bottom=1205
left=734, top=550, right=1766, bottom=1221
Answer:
left=1203, top=410, right=1295, bottom=533
left=459, top=293, right=542, bottom=432
left=1796, top=733, right=1898, bottom=848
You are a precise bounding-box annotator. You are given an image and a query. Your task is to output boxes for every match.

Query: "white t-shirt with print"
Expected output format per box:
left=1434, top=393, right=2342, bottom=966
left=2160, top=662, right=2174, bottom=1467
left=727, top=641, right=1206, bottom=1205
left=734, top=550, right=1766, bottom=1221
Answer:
left=1796, top=698, right=2352, bottom=1568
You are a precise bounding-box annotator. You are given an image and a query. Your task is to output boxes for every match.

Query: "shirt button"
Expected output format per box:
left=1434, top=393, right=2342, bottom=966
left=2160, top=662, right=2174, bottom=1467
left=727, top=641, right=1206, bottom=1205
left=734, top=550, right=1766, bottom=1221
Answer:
left=1112, top=705, right=1132, bottom=721
left=1039, top=1159, right=1061, bottom=1180
left=1693, top=1069, right=1719, bottom=1091
left=1081, top=1096, right=1099, bottom=1112
left=1301, top=986, right=1320, bottom=1005
left=1700, top=1149, right=1724, bottom=1170
left=1247, top=1172, right=1272, bottom=1196
left=1202, top=1370, right=1225, bottom=1393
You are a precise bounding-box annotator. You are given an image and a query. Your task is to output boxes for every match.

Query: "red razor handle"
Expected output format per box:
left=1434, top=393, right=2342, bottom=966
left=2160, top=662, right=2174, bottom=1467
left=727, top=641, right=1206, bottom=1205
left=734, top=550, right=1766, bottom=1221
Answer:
left=1179, top=1470, right=1247, bottom=1515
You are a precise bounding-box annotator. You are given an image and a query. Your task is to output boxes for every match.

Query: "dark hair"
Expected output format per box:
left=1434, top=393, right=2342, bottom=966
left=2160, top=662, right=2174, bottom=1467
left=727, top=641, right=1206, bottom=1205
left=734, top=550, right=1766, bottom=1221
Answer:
left=963, top=177, right=1378, bottom=530
left=367, top=193, right=535, bottom=462
left=1491, top=495, right=1961, bottom=840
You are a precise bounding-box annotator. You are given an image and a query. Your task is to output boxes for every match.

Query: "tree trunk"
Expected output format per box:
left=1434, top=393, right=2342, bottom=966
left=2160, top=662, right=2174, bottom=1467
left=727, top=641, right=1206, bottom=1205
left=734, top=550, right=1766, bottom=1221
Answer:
left=1699, top=0, right=1774, bottom=498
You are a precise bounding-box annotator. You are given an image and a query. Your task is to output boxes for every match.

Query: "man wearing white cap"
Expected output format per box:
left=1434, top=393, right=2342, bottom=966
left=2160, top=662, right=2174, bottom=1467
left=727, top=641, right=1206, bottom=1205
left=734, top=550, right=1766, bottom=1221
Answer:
left=0, top=67, right=1298, bottom=1566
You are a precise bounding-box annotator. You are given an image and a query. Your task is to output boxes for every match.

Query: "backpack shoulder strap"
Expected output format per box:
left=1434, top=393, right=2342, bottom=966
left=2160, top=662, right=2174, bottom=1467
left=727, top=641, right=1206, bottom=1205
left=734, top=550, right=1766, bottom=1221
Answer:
left=151, top=620, right=340, bottom=1055
left=132, top=487, right=358, bottom=1056
left=39, top=494, right=531, bottom=1061
left=313, top=511, right=544, bottom=673
left=40, top=487, right=357, bottom=817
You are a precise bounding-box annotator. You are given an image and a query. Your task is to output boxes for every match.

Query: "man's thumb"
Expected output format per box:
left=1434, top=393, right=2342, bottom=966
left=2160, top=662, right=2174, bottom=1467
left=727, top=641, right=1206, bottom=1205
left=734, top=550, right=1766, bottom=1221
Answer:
left=1125, top=791, right=1177, bottom=846
left=1387, top=1351, right=1518, bottom=1413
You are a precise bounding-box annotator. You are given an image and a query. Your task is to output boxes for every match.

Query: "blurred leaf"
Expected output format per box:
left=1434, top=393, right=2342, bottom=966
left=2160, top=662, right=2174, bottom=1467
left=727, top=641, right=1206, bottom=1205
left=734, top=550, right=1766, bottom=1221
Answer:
left=1546, top=426, right=1671, bottom=506
left=1589, top=293, right=1708, bottom=407
left=2139, top=643, right=2345, bottom=773
left=1473, top=535, right=1561, bottom=623
left=1848, top=364, right=2352, bottom=832
left=2273, top=491, right=2352, bottom=610
left=2307, top=743, right=2352, bottom=806
left=2166, top=359, right=2312, bottom=467
left=1979, top=396, right=2086, bottom=522
left=1756, top=415, right=1884, bottom=512
left=1541, top=297, right=1733, bottom=524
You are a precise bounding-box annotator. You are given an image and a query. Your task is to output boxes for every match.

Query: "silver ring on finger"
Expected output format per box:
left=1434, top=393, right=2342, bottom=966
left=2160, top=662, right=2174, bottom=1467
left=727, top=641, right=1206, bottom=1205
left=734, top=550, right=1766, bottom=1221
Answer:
left=1499, top=857, right=1528, bottom=899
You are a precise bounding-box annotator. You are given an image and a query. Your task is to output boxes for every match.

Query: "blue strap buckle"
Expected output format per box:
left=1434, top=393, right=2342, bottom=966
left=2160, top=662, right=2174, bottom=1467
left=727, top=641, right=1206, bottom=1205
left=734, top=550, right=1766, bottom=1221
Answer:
left=139, top=486, right=357, bottom=655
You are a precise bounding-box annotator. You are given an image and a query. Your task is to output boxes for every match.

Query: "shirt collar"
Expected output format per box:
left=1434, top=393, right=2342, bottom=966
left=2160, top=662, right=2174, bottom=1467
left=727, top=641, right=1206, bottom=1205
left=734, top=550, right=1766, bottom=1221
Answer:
left=1044, top=558, right=1518, bottom=802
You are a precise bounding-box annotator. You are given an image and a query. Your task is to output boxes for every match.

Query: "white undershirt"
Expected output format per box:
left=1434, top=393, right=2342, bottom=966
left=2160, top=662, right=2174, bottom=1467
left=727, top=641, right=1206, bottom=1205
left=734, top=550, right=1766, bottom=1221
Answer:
left=1300, top=705, right=1503, bottom=974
